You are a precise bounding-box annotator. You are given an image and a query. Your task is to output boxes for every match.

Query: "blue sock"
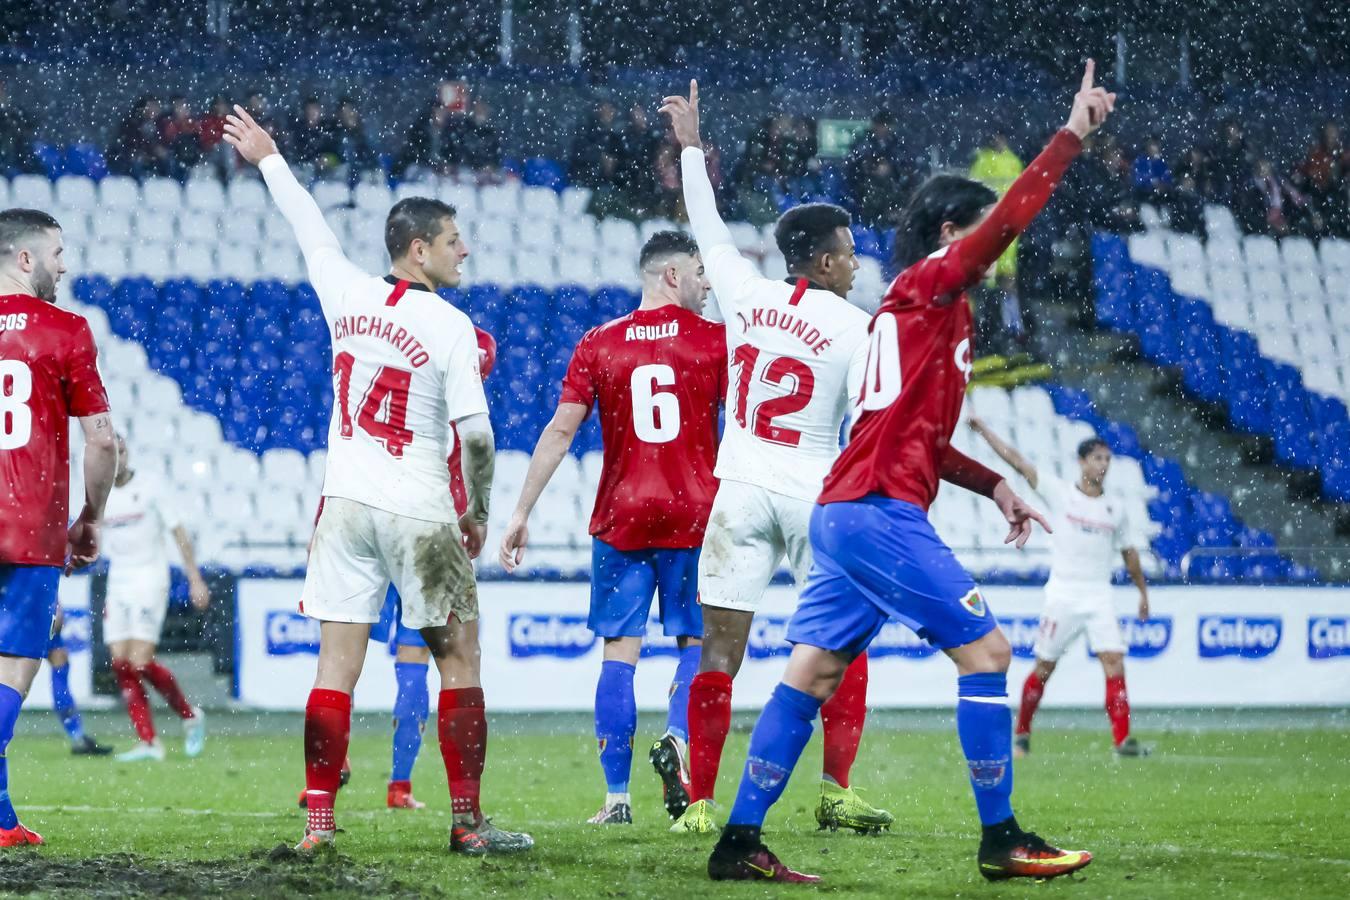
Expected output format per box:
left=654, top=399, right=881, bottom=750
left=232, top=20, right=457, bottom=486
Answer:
left=726, top=683, right=821, bottom=828
left=664, top=644, right=700, bottom=742
left=0, top=683, right=23, bottom=829
left=50, top=663, right=84, bottom=744
left=957, top=672, right=1015, bottom=825
left=594, top=660, right=636, bottom=794
left=390, top=662, right=429, bottom=783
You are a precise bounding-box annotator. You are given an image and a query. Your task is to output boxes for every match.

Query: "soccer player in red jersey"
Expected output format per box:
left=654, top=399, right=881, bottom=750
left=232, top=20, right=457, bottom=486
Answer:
left=500, top=231, right=724, bottom=825
left=0, top=208, right=119, bottom=847
left=707, top=62, right=1116, bottom=884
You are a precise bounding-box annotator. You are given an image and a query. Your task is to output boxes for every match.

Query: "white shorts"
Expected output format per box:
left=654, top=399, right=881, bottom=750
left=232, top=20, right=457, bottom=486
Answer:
left=299, top=497, right=478, bottom=628
left=1032, top=585, right=1125, bottom=662
left=103, top=572, right=170, bottom=645
left=698, top=480, right=814, bottom=613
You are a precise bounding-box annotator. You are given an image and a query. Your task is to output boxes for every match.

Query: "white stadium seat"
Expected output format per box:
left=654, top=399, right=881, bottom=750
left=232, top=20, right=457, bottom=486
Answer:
left=472, top=218, right=514, bottom=251
left=54, top=175, right=98, bottom=209
left=127, top=244, right=172, bottom=279
left=133, top=209, right=177, bottom=245
left=311, top=180, right=350, bottom=209
left=10, top=173, right=53, bottom=209
left=141, top=177, right=183, bottom=211
left=174, top=243, right=217, bottom=280
left=99, top=176, right=141, bottom=209
left=560, top=187, right=592, bottom=218
left=226, top=177, right=269, bottom=210
left=1243, top=234, right=1281, bottom=271
left=395, top=178, right=438, bottom=203
left=185, top=179, right=227, bottom=211
left=520, top=186, right=561, bottom=222
left=516, top=218, right=557, bottom=252
left=354, top=181, right=393, bottom=212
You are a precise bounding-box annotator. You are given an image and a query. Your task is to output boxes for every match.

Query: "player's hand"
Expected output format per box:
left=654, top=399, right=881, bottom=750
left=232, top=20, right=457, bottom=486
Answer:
left=659, top=79, right=703, bottom=150
left=1137, top=593, right=1150, bottom=621
left=1064, top=59, right=1117, bottom=140
left=64, top=519, right=100, bottom=574
left=223, top=104, right=280, bottom=165
left=992, top=481, right=1052, bottom=550
left=459, top=514, right=487, bottom=560
left=498, top=515, right=529, bottom=573
left=189, top=575, right=211, bottom=612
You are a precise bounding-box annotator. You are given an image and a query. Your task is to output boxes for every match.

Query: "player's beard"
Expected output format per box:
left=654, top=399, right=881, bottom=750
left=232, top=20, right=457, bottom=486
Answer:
left=31, top=260, right=58, bottom=302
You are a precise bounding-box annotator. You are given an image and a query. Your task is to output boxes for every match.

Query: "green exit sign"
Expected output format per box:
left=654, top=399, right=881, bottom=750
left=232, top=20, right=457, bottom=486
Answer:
left=817, top=119, right=869, bottom=158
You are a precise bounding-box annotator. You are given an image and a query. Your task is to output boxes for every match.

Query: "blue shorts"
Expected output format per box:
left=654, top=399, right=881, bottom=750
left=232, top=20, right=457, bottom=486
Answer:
left=589, top=539, right=702, bottom=639
left=369, top=586, right=427, bottom=649
left=0, top=564, right=62, bottom=660
left=787, top=496, right=996, bottom=656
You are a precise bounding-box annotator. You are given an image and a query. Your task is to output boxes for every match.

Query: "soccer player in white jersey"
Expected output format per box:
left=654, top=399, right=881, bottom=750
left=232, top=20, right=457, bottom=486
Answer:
left=224, top=107, right=532, bottom=856
left=104, top=434, right=210, bottom=762
left=968, top=419, right=1152, bottom=757
left=660, top=82, right=892, bottom=834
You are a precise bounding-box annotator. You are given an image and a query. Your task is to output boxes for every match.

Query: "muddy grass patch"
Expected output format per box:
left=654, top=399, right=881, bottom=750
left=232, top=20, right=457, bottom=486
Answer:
left=0, top=847, right=444, bottom=898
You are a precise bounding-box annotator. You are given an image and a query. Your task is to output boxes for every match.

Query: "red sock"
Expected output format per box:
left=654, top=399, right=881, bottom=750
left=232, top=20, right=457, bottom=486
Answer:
left=438, top=687, right=486, bottom=819
left=1016, top=671, right=1045, bottom=736
left=820, top=652, right=868, bottom=788
left=111, top=658, right=156, bottom=743
left=1105, top=675, right=1131, bottom=746
left=304, top=689, right=352, bottom=832
left=139, top=659, right=194, bottom=720
left=687, top=671, right=732, bottom=803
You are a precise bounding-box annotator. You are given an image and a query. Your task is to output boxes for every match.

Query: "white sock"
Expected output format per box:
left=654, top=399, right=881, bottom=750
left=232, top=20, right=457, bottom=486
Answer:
left=606, top=792, right=630, bottom=807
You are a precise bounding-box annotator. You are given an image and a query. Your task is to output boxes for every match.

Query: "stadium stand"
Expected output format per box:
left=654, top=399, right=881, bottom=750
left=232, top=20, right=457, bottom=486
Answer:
left=1092, top=208, right=1350, bottom=503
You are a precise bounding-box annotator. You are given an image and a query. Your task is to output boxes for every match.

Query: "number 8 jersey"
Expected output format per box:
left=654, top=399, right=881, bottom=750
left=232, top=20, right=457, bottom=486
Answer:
left=560, top=304, right=726, bottom=551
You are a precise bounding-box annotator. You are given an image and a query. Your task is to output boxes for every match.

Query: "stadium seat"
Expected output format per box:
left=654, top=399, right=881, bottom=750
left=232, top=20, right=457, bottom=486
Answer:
left=560, top=187, right=592, bottom=218
left=185, top=179, right=227, bottom=211
left=227, top=178, right=269, bottom=210
left=127, top=244, right=172, bottom=279
left=173, top=244, right=217, bottom=280
left=54, top=175, right=98, bottom=209
left=142, top=177, right=183, bottom=211
left=517, top=218, right=557, bottom=252
left=11, top=173, right=53, bottom=208
left=99, top=176, right=140, bottom=209
left=311, top=180, right=350, bottom=209
left=354, top=181, right=392, bottom=212
left=133, top=209, right=177, bottom=245
left=473, top=218, right=514, bottom=252
left=521, top=185, right=561, bottom=221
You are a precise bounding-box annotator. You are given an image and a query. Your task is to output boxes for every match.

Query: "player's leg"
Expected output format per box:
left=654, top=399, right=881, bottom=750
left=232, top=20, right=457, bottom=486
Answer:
left=135, top=623, right=207, bottom=759
left=1014, top=657, right=1057, bottom=757
left=1088, top=608, right=1148, bottom=756
left=389, top=639, right=431, bottom=809
left=1017, top=591, right=1079, bottom=756
left=0, top=564, right=63, bottom=846
left=586, top=539, right=656, bottom=824
left=649, top=546, right=703, bottom=822
left=109, top=637, right=162, bottom=761
left=682, top=606, right=750, bottom=821
left=46, top=638, right=110, bottom=755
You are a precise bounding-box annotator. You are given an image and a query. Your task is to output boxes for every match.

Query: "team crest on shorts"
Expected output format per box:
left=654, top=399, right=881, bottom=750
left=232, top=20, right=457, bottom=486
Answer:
left=959, top=588, right=986, bottom=617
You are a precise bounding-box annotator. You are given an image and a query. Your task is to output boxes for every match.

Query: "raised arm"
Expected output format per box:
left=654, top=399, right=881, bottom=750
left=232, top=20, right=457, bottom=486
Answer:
left=968, top=416, right=1039, bottom=489
left=661, top=80, right=762, bottom=304
left=498, top=403, right=589, bottom=572
left=223, top=105, right=362, bottom=302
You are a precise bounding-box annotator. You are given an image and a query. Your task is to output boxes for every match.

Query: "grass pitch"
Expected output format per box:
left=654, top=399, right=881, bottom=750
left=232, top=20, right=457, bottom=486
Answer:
left=2, top=708, right=1346, bottom=898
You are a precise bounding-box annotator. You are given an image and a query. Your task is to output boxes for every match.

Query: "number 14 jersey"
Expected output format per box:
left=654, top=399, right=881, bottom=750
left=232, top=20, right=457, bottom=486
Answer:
left=560, top=305, right=726, bottom=551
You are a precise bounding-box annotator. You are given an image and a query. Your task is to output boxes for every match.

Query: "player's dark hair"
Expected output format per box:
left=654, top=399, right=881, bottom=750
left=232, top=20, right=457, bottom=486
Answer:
left=774, top=203, right=851, bottom=274
left=638, top=230, right=699, bottom=270
left=385, top=197, right=457, bottom=260
left=1077, top=436, right=1110, bottom=459
left=893, top=174, right=997, bottom=270
left=0, top=208, right=61, bottom=256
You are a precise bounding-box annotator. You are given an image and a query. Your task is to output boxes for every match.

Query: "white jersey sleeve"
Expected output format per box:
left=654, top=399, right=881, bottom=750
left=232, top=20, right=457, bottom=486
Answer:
left=444, top=325, right=490, bottom=423
left=258, top=154, right=367, bottom=321
left=681, top=146, right=764, bottom=315
left=1114, top=498, right=1145, bottom=552
left=1032, top=474, right=1068, bottom=515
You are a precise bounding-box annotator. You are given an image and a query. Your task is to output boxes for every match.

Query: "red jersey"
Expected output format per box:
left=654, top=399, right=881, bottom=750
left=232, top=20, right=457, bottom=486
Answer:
left=561, top=304, right=727, bottom=551
left=449, top=327, right=497, bottom=515
left=0, top=294, right=110, bottom=566
left=821, top=129, right=1082, bottom=510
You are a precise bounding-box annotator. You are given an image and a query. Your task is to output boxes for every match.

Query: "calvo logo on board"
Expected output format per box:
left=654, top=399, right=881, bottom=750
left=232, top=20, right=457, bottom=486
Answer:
left=266, top=612, right=321, bottom=655
left=1120, top=616, right=1171, bottom=658
left=508, top=614, right=596, bottom=658
left=1308, top=617, right=1350, bottom=659
left=1198, top=615, right=1281, bottom=659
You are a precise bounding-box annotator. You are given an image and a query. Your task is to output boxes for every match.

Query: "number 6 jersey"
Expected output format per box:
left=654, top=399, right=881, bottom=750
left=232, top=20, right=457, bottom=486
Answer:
left=560, top=304, right=726, bottom=551
left=258, top=155, right=488, bottom=525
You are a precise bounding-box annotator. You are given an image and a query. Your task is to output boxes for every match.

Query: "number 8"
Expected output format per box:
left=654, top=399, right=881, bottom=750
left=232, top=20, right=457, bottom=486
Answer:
left=0, top=359, right=33, bottom=450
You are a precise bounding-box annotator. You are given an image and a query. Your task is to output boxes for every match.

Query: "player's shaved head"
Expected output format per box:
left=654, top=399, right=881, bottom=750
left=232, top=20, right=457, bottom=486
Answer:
left=638, top=230, right=699, bottom=272
left=639, top=231, right=708, bottom=313
left=0, top=208, right=64, bottom=302
left=774, top=203, right=850, bottom=272
left=385, top=197, right=458, bottom=262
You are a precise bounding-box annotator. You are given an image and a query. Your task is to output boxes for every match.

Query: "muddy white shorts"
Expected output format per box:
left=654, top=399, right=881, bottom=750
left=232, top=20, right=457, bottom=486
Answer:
left=1032, top=583, right=1125, bottom=661
left=698, top=479, right=814, bottom=613
left=103, top=569, right=171, bottom=644
left=299, top=497, right=479, bottom=628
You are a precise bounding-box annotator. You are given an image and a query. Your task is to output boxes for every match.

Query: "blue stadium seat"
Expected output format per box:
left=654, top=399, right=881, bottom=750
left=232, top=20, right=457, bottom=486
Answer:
left=523, top=158, right=566, bottom=191
left=64, top=143, right=108, bottom=180
left=32, top=142, right=64, bottom=180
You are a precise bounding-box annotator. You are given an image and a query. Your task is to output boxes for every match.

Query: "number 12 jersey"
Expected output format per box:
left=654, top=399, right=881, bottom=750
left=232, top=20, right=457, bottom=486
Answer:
left=560, top=304, right=726, bottom=551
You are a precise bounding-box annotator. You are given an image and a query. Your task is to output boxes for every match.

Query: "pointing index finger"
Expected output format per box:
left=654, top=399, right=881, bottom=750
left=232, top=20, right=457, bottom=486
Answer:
left=1080, top=58, right=1095, bottom=92
left=690, top=78, right=698, bottom=105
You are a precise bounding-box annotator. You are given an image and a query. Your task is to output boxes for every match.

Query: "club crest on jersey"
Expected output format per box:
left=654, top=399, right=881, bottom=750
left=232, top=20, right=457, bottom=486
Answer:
left=959, top=587, right=986, bottom=617
left=625, top=322, right=679, bottom=341
left=954, top=338, right=973, bottom=383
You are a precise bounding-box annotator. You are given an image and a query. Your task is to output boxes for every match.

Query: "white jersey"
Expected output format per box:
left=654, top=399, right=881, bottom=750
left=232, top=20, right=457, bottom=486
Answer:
left=102, top=477, right=177, bottom=583
left=681, top=147, right=871, bottom=502
left=1033, top=476, right=1145, bottom=592
left=259, top=155, right=488, bottom=524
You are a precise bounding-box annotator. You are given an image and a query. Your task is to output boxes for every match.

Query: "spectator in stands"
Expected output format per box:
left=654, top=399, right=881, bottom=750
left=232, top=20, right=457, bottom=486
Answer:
left=1169, top=174, right=1206, bottom=236
left=844, top=109, right=903, bottom=201
left=1132, top=136, right=1173, bottom=201
left=0, top=79, right=36, bottom=176
left=732, top=116, right=782, bottom=225
left=1206, top=119, right=1252, bottom=203
left=971, top=131, right=1030, bottom=354
left=445, top=99, right=501, bottom=181
left=199, top=95, right=234, bottom=179
left=569, top=100, right=621, bottom=190
left=242, top=88, right=287, bottom=165
left=109, top=96, right=169, bottom=178
left=397, top=99, right=451, bottom=181
left=855, top=157, right=908, bottom=228
left=1295, top=122, right=1349, bottom=237
left=1173, top=146, right=1212, bottom=196
left=1237, top=157, right=1313, bottom=237
left=159, top=95, right=202, bottom=180
left=971, top=131, right=1024, bottom=197
left=617, top=103, right=661, bottom=214
left=777, top=115, right=821, bottom=199
left=291, top=97, right=336, bottom=182
left=331, top=97, right=380, bottom=184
